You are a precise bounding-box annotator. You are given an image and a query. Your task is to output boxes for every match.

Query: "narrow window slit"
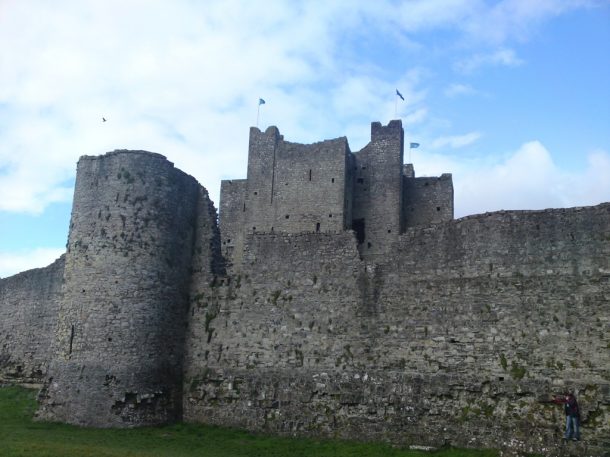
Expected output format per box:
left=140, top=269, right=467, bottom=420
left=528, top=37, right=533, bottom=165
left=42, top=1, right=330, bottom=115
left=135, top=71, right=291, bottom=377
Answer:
left=69, top=325, right=75, bottom=355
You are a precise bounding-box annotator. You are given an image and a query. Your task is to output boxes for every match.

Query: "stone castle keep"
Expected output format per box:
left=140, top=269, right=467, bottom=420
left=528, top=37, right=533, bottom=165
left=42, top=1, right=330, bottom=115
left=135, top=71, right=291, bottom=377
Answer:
left=220, top=120, right=453, bottom=264
left=1, top=120, right=609, bottom=456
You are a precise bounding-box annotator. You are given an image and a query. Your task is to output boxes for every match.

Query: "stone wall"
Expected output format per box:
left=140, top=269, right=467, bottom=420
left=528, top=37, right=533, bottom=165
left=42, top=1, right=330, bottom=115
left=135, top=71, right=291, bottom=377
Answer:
left=271, top=138, right=350, bottom=234
left=403, top=173, right=454, bottom=228
left=183, top=203, right=610, bottom=456
left=352, top=121, right=404, bottom=260
left=220, top=179, right=247, bottom=266
left=37, top=150, right=206, bottom=427
left=220, top=120, right=445, bottom=266
left=242, top=127, right=279, bottom=240
left=221, top=127, right=353, bottom=267
left=0, top=256, right=65, bottom=385
left=1, top=146, right=608, bottom=456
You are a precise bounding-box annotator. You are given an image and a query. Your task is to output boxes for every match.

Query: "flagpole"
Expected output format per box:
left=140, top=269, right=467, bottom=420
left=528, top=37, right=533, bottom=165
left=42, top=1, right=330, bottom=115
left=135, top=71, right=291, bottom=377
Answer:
left=408, top=143, right=420, bottom=163
left=394, top=96, right=397, bottom=119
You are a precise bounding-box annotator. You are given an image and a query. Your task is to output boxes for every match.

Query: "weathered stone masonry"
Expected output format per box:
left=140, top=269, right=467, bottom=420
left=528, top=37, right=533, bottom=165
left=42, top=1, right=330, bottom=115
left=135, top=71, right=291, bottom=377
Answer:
left=35, top=151, right=218, bottom=427
left=0, top=255, right=64, bottom=385
left=184, top=207, right=610, bottom=457
left=0, top=120, right=609, bottom=456
left=220, top=120, right=454, bottom=264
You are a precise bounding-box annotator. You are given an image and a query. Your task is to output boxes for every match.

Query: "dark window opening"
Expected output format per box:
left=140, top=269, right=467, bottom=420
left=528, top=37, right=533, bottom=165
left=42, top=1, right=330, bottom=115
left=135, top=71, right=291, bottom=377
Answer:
left=309, top=169, right=312, bottom=181
left=357, top=178, right=364, bottom=184
left=69, top=325, right=75, bottom=355
left=227, top=239, right=231, bottom=243
left=387, top=229, right=391, bottom=233
left=243, top=203, right=246, bottom=212
left=254, top=191, right=258, bottom=195
left=361, top=166, right=366, bottom=170
left=352, top=218, right=365, bottom=244
left=367, top=242, right=372, bottom=249
left=328, top=214, right=332, bottom=218
left=436, top=206, right=441, bottom=211
left=424, top=182, right=429, bottom=186
left=316, top=223, right=320, bottom=232
left=285, top=215, right=289, bottom=219
left=331, top=178, right=335, bottom=183
left=252, top=226, right=256, bottom=231
left=271, top=227, right=274, bottom=232
left=108, top=337, right=112, bottom=342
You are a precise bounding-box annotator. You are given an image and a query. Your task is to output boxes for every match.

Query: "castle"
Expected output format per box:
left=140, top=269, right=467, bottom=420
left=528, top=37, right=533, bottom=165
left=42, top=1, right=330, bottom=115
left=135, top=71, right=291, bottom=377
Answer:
left=0, top=120, right=608, bottom=457
left=220, top=120, right=453, bottom=265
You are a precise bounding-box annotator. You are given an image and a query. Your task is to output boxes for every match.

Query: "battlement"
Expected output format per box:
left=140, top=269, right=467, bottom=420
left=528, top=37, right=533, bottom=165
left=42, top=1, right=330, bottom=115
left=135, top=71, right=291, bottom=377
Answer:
left=370, top=119, right=404, bottom=141
left=220, top=120, right=453, bottom=265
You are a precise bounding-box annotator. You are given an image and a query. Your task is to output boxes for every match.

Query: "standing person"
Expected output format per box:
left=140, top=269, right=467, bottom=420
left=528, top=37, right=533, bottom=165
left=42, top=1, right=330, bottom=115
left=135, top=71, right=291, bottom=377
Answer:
left=552, top=390, right=581, bottom=441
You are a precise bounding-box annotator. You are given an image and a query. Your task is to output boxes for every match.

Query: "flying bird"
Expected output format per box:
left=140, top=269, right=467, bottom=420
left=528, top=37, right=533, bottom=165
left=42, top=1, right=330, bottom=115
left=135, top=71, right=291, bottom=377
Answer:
left=102, top=117, right=107, bottom=122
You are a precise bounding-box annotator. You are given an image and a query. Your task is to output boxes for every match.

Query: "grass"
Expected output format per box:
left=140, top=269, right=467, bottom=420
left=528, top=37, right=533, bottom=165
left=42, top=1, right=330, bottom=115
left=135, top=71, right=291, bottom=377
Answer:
left=0, top=386, right=498, bottom=457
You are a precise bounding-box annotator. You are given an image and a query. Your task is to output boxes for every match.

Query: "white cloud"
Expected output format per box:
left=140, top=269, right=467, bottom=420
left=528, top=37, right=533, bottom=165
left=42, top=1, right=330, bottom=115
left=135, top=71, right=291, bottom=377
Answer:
left=430, top=132, right=482, bottom=149
left=444, top=83, right=477, bottom=98
left=458, top=0, right=600, bottom=45
left=0, top=248, right=65, bottom=279
left=1, top=0, right=437, bottom=210
left=563, top=149, right=610, bottom=208
left=402, top=108, right=429, bottom=125
left=411, top=142, right=610, bottom=218
left=0, top=0, right=605, bottom=223
left=455, top=48, right=524, bottom=73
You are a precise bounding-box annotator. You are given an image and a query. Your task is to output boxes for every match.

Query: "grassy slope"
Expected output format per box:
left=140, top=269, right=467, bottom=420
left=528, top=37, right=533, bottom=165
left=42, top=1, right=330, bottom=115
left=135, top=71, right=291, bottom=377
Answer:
left=0, top=387, right=498, bottom=457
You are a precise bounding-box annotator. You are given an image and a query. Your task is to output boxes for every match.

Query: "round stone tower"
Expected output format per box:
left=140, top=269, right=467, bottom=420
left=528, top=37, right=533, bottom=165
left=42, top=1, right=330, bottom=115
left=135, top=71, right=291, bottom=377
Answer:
left=38, top=150, right=201, bottom=427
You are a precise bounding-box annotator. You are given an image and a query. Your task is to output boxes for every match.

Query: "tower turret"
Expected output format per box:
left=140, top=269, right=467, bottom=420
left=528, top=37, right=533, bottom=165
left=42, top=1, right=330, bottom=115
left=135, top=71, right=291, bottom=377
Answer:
left=38, top=150, right=202, bottom=426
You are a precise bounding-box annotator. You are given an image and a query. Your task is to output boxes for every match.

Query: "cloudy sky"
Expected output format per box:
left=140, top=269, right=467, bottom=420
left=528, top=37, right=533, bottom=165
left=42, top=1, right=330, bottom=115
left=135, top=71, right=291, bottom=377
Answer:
left=1, top=0, right=609, bottom=278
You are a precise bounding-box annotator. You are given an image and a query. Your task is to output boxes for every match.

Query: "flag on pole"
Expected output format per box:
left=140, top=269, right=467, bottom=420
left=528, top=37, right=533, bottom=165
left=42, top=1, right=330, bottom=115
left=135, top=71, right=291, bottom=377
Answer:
left=256, top=98, right=266, bottom=127
left=396, top=89, right=404, bottom=101
left=410, top=142, right=420, bottom=149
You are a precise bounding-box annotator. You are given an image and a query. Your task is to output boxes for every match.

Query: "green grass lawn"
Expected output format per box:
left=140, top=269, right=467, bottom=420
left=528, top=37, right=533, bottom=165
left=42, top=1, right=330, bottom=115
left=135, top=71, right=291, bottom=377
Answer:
left=0, top=386, right=498, bottom=457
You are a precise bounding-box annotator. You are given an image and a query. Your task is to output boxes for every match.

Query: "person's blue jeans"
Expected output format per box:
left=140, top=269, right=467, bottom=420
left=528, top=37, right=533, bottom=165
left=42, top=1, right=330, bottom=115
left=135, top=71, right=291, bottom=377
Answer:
left=564, top=415, right=580, bottom=440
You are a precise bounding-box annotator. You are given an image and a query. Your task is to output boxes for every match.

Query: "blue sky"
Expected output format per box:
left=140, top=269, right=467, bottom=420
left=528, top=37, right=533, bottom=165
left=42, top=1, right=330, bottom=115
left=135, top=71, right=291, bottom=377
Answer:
left=0, top=0, right=609, bottom=278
